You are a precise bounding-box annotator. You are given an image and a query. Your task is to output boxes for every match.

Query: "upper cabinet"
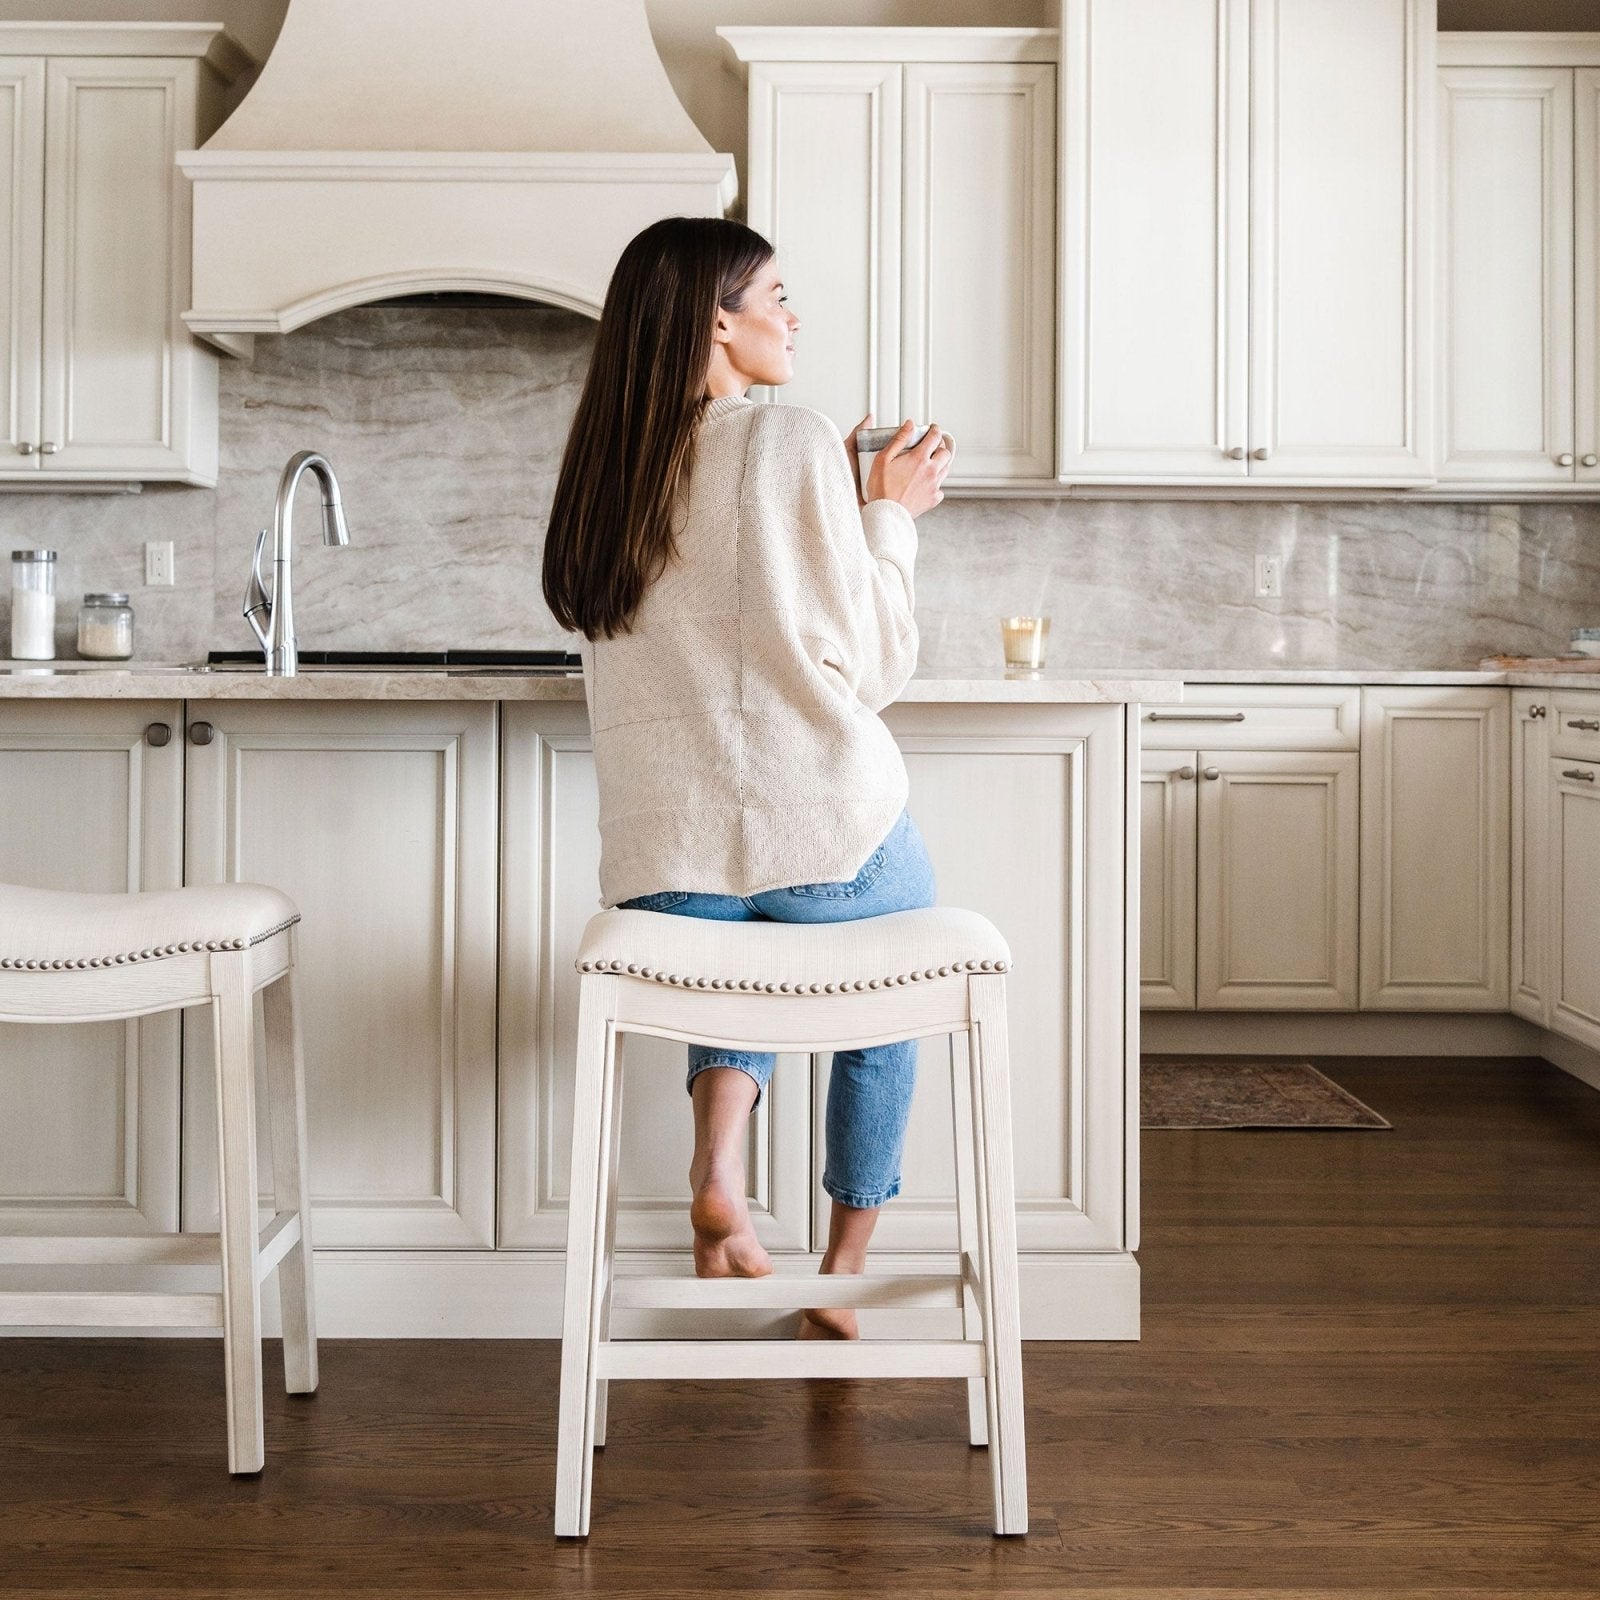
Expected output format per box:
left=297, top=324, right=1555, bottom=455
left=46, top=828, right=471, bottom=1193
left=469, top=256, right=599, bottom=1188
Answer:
left=1059, top=0, right=1435, bottom=487
left=1437, top=37, right=1600, bottom=491
left=720, top=29, right=1057, bottom=485
left=0, top=26, right=250, bottom=490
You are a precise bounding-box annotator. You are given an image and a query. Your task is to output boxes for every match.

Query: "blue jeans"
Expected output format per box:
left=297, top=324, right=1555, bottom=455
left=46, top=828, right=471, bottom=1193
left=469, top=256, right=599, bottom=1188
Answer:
left=618, top=808, right=937, bottom=1209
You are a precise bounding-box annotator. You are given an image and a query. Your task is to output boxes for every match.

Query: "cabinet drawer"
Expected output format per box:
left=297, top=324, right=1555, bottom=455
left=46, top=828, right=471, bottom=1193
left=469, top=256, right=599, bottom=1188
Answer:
left=1140, top=686, right=1362, bottom=750
left=1551, top=692, right=1600, bottom=761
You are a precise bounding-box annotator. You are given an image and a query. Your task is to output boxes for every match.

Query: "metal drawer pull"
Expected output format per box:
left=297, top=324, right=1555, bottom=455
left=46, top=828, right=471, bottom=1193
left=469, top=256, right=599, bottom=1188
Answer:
left=1566, top=719, right=1600, bottom=732
left=1561, top=768, right=1596, bottom=783
left=144, top=722, right=172, bottom=748
left=1176, top=765, right=1196, bottom=781
left=1203, top=766, right=1220, bottom=780
left=1147, top=711, right=1248, bottom=723
left=188, top=721, right=215, bottom=746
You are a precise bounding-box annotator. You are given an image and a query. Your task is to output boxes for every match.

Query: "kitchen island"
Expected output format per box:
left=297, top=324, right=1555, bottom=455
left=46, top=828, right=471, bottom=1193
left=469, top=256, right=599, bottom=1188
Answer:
left=0, top=668, right=1177, bottom=1340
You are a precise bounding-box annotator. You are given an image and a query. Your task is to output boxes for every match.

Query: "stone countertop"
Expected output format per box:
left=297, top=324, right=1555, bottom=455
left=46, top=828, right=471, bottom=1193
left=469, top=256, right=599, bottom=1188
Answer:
left=0, top=662, right=1184, bottom=704
left=2, top=661, right=1597, bottom=699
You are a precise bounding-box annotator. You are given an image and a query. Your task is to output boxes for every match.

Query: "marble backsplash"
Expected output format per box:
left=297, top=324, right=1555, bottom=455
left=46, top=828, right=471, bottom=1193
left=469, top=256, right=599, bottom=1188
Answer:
left=4, top=303, right=1599, bottom=670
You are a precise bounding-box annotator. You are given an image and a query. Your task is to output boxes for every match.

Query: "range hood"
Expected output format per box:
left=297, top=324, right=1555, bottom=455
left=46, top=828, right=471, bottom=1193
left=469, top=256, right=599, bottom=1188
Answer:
left=178, top=0, right=737, bottom=356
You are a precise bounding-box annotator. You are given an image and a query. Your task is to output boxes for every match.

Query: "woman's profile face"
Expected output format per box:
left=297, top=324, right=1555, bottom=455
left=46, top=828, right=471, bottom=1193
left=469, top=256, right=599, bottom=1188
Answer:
left=709, top=258, right=800, bottom=392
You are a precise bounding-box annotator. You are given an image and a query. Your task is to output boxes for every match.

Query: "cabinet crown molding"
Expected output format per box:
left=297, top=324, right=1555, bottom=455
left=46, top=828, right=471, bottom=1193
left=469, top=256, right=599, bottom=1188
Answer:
left=718, top=26, right=1058, bottom=67
left=0, top=23, right=254, bottom=80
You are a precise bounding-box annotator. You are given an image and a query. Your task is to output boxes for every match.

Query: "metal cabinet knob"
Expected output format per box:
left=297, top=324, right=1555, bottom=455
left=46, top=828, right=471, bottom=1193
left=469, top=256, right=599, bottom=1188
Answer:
left=37, top=442, right=57, bottom=455
left=17, top=441, right=33, bottom=455
left=188, top=721, right=215, bottom=746
left=145, top=722, right=172, bottom=747
left=1557, top=453, right=1576, bottom=467
left=1252, top=447, right=1271, bottom=461
left=1585, top=454, right=1599, bottom=468
left=1561, top=768, right=1596, bottom=783
left=1528, top=704, right=1546, bottom=720
left=1176, top=765, right=1197, bottom=781
left=1225, top=447, right=1246, bottom=461
left=1202, top=766, right=1221, bottom=780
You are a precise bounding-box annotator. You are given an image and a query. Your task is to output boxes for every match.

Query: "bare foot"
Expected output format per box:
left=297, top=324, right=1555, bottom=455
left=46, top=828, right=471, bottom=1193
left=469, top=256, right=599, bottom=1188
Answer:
left=798, top=1306, right=860, bottom=1340
left=689, top=1165, right=773, bottom=1278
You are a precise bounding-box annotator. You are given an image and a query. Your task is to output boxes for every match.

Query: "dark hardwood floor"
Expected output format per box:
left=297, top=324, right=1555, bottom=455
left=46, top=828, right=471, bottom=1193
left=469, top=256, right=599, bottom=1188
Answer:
left=3, top=1056, right=1598, bottom=1599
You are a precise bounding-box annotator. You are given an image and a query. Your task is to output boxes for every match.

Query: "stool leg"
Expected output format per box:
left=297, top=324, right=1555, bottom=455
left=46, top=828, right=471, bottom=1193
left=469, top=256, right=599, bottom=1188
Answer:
left=262, top=937, right=319, bottom=1396
left=556, top=974, right=620, bottom=1538
left=950, top=1031, right=988, bottom=1447
left=966, top=974, right=1029, bottom=1536
left=212, top=952, right=265, bottom=1475
left=592, top=1030, right=626, bottom=1450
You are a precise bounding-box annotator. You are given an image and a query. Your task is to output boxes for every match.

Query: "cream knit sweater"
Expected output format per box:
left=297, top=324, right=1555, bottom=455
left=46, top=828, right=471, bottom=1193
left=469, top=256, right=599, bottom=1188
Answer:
left=577, top=394, right=920, bottom=909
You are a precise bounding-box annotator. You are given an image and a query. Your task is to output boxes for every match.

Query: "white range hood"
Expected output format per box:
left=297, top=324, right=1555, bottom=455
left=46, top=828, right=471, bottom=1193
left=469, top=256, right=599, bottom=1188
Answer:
left=178, top=0, right=736, bottom=355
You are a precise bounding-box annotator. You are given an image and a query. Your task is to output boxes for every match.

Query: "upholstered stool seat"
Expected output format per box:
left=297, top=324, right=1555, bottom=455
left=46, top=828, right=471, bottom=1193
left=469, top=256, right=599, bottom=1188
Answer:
left=557, top=905, right=1027, bottom=1539
left=0, top=881, right=319, bottom=1474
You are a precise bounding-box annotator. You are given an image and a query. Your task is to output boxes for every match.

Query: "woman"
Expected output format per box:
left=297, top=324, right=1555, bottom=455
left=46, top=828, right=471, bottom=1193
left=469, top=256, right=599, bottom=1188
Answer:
left=542, top=216, right=952, bottom=1339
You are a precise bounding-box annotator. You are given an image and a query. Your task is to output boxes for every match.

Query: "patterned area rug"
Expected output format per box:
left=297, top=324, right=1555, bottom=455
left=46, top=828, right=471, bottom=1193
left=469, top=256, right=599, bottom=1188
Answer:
left=1141, top=1057, right=1392, bottom=1129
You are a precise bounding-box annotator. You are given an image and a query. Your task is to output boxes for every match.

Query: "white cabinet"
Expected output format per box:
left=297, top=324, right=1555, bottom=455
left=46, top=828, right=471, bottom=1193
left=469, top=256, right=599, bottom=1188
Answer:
left=1359, top=688, right=1510, bottom=1010
left=721, top=29, right=1057, bottom=483
left=1060, top=0, right=1433, bottom=486
left=499, top=700, right=1135, bottom=1277
left=1141, top=688, right=1361, bottom=1011
left=1511, top=691, right=1552, bottom=1022
left=1436, top=38, right=1600, bottom=490
left=0, top=26, right=246, bottom=488
left=496, top=703, right=812, bottom=1255
left=181, top=701, right=500, bottom=1250
left=0, top=701, right=182, bottom=1236
left=1549, top=757, right=1600, bottom=1052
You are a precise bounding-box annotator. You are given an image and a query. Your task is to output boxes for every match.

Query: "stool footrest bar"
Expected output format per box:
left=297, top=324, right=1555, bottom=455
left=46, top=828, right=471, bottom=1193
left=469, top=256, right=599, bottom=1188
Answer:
left=597, top=1339, right=985, bottom=1380
left=609, top=1271, right=964, bottom=1311
left=0, top=1290, right=224, bottom=1328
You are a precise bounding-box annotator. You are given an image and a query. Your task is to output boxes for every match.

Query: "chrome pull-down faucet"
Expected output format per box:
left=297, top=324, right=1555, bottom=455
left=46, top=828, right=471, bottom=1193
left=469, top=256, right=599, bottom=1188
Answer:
left=244, top=451, right=351, bottom=676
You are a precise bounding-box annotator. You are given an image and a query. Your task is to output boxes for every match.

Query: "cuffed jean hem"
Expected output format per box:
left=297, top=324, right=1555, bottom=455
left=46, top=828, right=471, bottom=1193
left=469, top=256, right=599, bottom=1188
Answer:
left=685, top=1056, right=768, bottom=1108
left=821, top=1175, right=902, bottom=1210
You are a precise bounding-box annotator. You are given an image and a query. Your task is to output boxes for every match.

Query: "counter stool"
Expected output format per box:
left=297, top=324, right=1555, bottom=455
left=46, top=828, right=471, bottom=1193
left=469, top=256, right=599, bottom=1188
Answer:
left=556, top=905, right=1027, bottom=1538
left=0, top=882, right=319, bottom=1474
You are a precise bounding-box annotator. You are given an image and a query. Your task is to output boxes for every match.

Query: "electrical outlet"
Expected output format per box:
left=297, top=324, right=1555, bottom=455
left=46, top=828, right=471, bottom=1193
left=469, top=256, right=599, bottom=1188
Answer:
left=1254, top=554, right=1282, bottom=599
left=144, top=541, right=175, bottom=586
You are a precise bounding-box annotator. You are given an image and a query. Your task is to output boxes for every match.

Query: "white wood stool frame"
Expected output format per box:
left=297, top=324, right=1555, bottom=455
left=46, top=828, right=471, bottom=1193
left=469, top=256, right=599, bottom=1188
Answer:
left=0, top=924, right=319, bottom=1474
left=555, top=965, right=1028, bottom=1538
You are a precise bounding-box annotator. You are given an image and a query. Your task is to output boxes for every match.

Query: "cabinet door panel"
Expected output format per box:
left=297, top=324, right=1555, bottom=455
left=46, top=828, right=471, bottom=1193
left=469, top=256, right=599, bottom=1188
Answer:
left=182, top=702, right=498, bottom=1248
left=832, top=704, right=1127, bottom=1253
left=40, top=57, right=200, bottom=475
left=1059, top=0, right=1249, bottom=479
left=1549, top=761, right=1600, bottom=1051
left=1196, top=750, right=1359, bottom=1009
left=0, top=58, right=42, bottom=465
left=1511, top=692, right=1551, bottom=1023
left=745, top=61, right=900, bottom=430
left=1360, top=688, right=1510, bottom=1010
left=1439, top=68, right=1574, bottom=485
left=1576, top=69, right=1600, bottom=486
left=0, top=702, right=182, bottom=1235
left=1249, top=0, right=1433, bottom=482
left=497, top=704, right=809, bottom=1253
left=1140, top=752, right=1197, bottom=1009
left=902, top=62, right=1055, bottom=479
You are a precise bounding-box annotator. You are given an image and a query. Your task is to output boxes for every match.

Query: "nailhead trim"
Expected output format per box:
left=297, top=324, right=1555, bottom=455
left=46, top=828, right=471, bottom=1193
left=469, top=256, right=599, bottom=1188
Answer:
left=574, top=954, right=1009, bottom=991
left=0, top=914, right=301, bottom=973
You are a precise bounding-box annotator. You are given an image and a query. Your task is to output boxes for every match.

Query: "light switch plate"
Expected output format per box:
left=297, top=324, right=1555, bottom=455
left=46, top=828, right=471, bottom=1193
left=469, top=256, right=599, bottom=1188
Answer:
left=144, top=540, right=175, bottom=586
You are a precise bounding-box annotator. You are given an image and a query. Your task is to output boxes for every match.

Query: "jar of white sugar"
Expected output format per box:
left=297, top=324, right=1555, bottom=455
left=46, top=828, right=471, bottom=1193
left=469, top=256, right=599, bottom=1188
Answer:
left=10, top=549, right=57, bottom=660
left=77, top=593, right=134, bottom=660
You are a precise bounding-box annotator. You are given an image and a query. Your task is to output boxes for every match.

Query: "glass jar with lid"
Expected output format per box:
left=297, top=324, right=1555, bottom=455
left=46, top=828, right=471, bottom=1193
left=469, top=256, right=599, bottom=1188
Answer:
left=76, top=593, right=135, bottom=660
left=10, top=549, right=57, bottom=660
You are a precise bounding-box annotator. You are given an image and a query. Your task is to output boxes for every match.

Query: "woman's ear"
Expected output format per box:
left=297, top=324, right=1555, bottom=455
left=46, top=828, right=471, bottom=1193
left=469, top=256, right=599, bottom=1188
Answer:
left=710, top=306, right=734, bottom=346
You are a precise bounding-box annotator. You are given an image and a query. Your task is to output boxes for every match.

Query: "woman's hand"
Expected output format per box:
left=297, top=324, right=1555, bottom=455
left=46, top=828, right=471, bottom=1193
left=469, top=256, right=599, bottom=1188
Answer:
left=862, top=416, right=953, bottom=518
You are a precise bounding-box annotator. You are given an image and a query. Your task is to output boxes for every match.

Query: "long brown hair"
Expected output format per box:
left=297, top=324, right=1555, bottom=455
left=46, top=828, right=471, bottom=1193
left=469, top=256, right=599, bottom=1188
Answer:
left=542, top=216, right=774, bottom=641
